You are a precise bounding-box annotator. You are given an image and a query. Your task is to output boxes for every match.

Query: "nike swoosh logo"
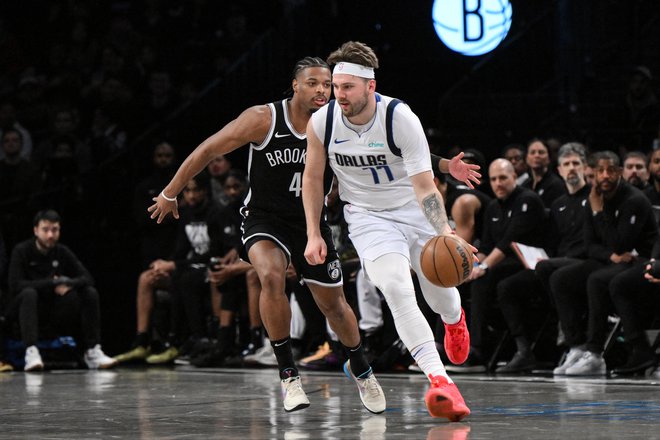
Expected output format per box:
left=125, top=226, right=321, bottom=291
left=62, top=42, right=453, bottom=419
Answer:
left=273, top=341, right=287, bottom=347
left=274, top=132, right=290, bottom=138
left=558, top=206, right=567, bottom=211
left=334, top=138, right=350, bottom=144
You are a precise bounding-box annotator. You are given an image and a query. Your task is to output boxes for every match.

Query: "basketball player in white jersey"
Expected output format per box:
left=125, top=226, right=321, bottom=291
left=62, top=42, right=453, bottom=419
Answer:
left=148, top=57, right=386, bottom=414
left=303, top=41, right=480, bottom=421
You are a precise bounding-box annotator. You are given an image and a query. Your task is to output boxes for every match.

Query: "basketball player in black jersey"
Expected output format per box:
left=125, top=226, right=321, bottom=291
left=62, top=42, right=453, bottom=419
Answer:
left=148, top=57, right=386, bottom=414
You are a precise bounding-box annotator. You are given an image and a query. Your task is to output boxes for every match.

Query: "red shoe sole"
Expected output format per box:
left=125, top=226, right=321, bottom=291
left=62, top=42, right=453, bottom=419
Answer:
left=425, top=389, right=471, bottom=422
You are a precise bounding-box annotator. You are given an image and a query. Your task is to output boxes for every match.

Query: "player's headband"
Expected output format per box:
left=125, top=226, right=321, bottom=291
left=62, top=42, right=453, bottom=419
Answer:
left=332, top=62, right=375, bottom=79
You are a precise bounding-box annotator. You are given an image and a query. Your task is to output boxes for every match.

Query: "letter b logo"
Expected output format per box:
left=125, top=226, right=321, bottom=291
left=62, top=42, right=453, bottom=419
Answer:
left=432, top=0, right=512, bottom=56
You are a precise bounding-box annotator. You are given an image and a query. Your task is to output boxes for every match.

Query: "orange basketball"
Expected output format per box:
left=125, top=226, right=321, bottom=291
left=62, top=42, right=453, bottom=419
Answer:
left=420, top=235, right=474, bottom=287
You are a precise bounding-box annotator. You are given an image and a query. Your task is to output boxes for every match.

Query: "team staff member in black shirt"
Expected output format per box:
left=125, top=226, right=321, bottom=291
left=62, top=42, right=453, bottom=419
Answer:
left=450, top=159, right=545, bottom=372
left=550, top=151, right=657, bottom=376
left=521, top=138, right=567, bottom=209
left=7, top=210, right=117, bottom=371
left=494, top=142, right=591, bottom=373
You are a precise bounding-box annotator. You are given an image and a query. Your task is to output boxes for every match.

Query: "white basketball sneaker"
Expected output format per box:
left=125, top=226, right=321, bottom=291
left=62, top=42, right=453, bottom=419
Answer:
left=84, top=344, right=118, bottom=369
left=281, top=376, right=310, bottom=412
left=24, top=346, right=44, bottom=372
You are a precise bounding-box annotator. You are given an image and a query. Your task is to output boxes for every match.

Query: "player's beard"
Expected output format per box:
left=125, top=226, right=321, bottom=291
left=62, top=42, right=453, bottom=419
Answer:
left=341, top=91, right=369, bottom=118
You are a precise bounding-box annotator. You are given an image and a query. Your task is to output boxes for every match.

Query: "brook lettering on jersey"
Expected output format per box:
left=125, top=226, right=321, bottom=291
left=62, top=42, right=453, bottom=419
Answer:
left=334, top=153, right=387, bottom=167
left=265, top=148, right=306, bottom=167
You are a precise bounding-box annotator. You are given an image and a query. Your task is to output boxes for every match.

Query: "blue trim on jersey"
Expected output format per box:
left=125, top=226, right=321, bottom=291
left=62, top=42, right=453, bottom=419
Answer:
left=385, top=99, right=403, bottom=157
left=323, top=100, right=336, bottom=150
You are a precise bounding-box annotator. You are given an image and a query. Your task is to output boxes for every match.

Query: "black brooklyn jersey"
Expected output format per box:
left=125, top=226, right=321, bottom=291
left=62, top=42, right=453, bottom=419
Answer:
left=243, top=99, right=332, bottom=219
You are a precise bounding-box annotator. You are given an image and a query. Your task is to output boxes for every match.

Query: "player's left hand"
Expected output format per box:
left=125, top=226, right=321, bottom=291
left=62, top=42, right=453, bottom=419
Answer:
left=304, top=235, right=327, bottom=266
left=448, top=152, right=481, bottom=189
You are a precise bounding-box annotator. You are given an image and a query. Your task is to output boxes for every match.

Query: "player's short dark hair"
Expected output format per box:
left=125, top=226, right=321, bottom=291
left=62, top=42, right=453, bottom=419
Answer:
left=292, top=57, right=329, bottom=80
left=33, top=209, right=61, bottom=226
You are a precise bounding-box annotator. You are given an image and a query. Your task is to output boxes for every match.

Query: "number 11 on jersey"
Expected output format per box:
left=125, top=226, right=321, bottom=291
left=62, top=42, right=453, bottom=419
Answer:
left=363, top=165, right=394, bottom=184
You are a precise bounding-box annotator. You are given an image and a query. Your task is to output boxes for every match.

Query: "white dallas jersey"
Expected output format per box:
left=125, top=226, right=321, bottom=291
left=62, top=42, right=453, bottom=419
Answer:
left=311, top=93, right=432, bottom=210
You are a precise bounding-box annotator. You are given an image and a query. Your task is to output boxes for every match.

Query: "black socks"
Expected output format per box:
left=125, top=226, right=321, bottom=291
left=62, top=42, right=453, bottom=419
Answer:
left=271, top=337, right=298, bottom=380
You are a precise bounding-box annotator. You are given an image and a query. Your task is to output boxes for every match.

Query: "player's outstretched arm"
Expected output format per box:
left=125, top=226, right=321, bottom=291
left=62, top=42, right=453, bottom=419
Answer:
left=302, top=118, right=328, bottom=265
left=148, top=106, right=270, bottom=224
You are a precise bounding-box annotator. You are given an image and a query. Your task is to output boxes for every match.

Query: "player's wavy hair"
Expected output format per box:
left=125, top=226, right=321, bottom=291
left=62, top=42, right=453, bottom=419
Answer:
left=326, top=41, right=379, bottom=70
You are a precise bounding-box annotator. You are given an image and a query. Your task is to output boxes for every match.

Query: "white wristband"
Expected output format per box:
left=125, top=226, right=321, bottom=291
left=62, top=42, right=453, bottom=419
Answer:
left=160, top=191, right=177, bottom=202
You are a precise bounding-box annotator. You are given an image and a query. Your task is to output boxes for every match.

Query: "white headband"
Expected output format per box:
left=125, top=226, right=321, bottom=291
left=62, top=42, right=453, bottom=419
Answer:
left=333, top=62, right=375, bottom=79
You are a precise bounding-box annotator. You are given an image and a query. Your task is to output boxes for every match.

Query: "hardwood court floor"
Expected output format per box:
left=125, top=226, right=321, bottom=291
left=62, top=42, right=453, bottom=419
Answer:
left=1, top=366, right=659, bottom=439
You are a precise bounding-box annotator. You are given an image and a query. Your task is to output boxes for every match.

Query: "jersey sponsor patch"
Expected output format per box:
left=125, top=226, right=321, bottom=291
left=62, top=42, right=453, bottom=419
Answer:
left=327, top=259, right=342, bottom=280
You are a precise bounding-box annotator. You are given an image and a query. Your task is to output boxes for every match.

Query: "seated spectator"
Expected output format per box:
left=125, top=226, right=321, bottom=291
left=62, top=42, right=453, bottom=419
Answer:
left=187, top=170, right=257, bottom=366
left=207, top=155, right=232, bottom=207
left=521, top=138, right=567, bottom=209
left=133, top=141, right=178, bottom=269
left=0, top=128, right=39, bottom=253
left=503, top=143, right=529, bottom=185
left=550, top=151, right=657, bottom=376
left=452, top=159, right=546, bottom=372
left=495, top=142, right=591, bottom=373
left=584, top=157, right=596, bottom=187
left=608, top=244, right=659, bottom=375
left=6, top=210, right=116, bottom=371
left=625, top=66, right=659, bottom=150
left=622, top=151, right=650, bottom=190
left=0, top=100, right=33, bottom=160
left=114, top=173, right=222, bottom=365
left=643, top=149, right=660, bottom=223
left=33, top=107, right=90, bottom=174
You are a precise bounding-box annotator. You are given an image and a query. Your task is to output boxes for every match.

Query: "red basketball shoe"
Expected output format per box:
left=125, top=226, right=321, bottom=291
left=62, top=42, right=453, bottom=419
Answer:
left=444, top=308, right=470, bottom=365
left=424, top=375, right=470, bottom=421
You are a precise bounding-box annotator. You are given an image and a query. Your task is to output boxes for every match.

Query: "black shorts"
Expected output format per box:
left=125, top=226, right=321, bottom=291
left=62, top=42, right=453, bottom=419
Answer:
left=241, top=210, right=343, bottom=286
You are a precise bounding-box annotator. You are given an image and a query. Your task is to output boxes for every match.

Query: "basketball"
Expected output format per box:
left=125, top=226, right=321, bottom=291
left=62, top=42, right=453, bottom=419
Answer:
left=420, top=235, right=474, bottom=287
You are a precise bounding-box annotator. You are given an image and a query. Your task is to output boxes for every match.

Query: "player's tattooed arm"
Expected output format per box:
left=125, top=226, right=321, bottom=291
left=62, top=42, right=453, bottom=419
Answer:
left=422, top=193, right=449, bottom=235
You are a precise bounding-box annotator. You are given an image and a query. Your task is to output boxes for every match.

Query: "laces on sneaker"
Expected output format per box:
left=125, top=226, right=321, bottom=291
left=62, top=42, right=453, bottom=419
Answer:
left=361, top=375, right=382, bottom=397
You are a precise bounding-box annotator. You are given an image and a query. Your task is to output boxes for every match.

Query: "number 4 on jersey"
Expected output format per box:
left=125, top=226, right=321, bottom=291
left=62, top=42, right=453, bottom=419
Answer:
left=289, top=172, right=302, bottom=197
